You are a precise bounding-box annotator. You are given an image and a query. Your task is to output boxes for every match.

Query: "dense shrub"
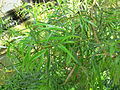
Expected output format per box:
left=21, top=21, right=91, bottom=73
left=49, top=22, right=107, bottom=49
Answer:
left=0, top=0, right=120, bottom=89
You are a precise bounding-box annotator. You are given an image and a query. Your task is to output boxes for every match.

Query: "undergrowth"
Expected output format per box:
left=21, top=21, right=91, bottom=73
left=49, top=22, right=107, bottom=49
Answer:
left=0, top=0, right=120, bottom=90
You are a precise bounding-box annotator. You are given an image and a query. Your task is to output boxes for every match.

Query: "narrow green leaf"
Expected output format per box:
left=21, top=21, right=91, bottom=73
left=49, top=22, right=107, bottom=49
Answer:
left=39, top=36, right=65, bottom=43
left=30, top=49, right=46, bottom=61
left=58, top=44, right=79, bottom=64
left=61, top=35, right=80, bottom=42
left=39, top=27, right=65, bottom=31
left=83, top=18, right=97, bottom=27
left=57, top=0, right=63, bottom=5
left=64, top=41, right=76, bottom=44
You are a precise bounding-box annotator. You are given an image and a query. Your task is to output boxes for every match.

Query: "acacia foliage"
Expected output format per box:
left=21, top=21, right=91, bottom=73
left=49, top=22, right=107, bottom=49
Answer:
left=0, top=0, right=120, bottom=89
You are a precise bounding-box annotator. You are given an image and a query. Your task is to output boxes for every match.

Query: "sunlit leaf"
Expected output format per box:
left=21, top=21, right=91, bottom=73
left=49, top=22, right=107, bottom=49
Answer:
left=58, top=44, right=79, bottom=64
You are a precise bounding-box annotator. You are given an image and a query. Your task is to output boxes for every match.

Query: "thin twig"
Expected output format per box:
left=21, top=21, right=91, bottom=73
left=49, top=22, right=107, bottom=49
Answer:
left=62, top=65, right=76, bottom=85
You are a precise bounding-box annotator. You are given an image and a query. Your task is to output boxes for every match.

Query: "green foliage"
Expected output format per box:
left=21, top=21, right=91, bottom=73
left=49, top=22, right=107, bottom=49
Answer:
left=0, top=0, right=120, bottom=89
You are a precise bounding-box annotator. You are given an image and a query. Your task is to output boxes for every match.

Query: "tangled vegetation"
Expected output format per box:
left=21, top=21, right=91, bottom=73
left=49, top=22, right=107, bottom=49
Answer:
left=0, top=0, right=120, bottom=89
